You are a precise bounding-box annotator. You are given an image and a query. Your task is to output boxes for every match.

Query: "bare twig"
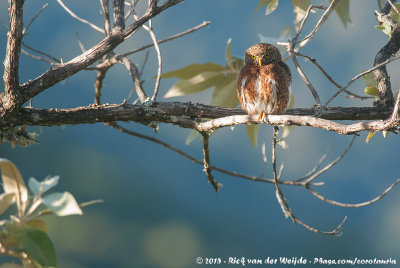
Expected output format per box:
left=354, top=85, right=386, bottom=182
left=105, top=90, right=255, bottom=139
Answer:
left=75, top=32, right=86, bottom=53
left=21, top=48, right=55, bottom=65
left=297, top=144, right=333, bottom=182
left=127, top=50, right=150, bottom=103
left=201, top=132, right=220, bottom=192
left=137, top=19, right=162, bottom=101
left=306, top=178, right=400, bottom=207
left=115, top=55, right=148, bottom=102
left=23, top=3, right=48, bottom=35
left=122, top=21, right=210, bottom=56
left=387, top=0, right=400, bottom=16
left=295, top=52, right=374, bottom=100
left=22, top=41, right=60, bottom=64
left=105, top=122, right=318, bottom=186
left=318, top=55, right=400, bottom=116
left=101, top=0, right=111, bottom=35
left=289, top=42, right=321, bottom=105
left=56, top=0, right=105, bottom=34
left=297, top=0, right=340, bottom=45
left=289, top=5, right=325, bottom=105
left=272, top=127, right=345, bottom=236
left=302, top=136, right=356, bottom=184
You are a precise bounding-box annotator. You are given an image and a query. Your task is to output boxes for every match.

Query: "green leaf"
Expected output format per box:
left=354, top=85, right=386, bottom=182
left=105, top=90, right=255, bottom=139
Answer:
left=185, top=130, right=200, bottom=146
left=211, top=74, right=239, bottom=108
left=161, top=63, right=227, bottom=79
left=6, top=222, right=57, bottom=268
left=41, top=192, right=83, bottom=216
left=164, top=72, right=227, bottom=98
left=0, top=159, right=28, bottom=216
left=291, top=0, right=311, bottom=31
left=365, top=86, right=380, bottom=98
left=28, top=176, right=59, bottom=196
left=246, top=125, right=261, bottom=147
left=332, top=0, right=351, bottom=28
left=0, top=192, right=15, bottom=215
left=374, top=22, right=392, bottom=36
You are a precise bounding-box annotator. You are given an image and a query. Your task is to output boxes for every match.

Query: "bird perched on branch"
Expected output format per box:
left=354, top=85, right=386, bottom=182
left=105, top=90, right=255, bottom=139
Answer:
left=237, top=43, right=291, bottom=121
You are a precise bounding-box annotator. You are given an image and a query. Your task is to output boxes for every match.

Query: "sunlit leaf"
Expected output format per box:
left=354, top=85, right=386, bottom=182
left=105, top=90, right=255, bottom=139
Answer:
left=332, top=0, right=351, bottom=28
left=28, top=176, right=59, bottom=196
left=0, top=192, right=15, bottom=215
left=383, top=130, right=389, bottom=138
left=246, top=125, right=261, bottom=147
left=161, top=63, right=227, bottom=79
left=362, top=72, right=378, bottom=87
left=374, top=22, right=392, bottom=36
left=186, top=130, right=200, bottom=146
left=6, top=222, right=56, bottom=268
left=265, top=0, right=279, bottom=15
left=41, top=192, right=82, bottom=216
left=291, top=0, right=311, bottom=31
left=366, top=131, right=376, bottom=143
left=0, top=159, right=28, bottom=216
left=164, top=72, right=226, bottom=98
left=211, top=74, right=238, bottom=108
left=365, top=86, right=379, bottom=98
left=254, top=0, right=279, bottom=16
left=26, top=219, right=47, bottom=233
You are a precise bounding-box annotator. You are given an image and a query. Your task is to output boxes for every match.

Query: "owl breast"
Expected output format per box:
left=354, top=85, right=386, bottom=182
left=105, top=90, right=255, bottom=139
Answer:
left=237, top=63, right=290, bottom=115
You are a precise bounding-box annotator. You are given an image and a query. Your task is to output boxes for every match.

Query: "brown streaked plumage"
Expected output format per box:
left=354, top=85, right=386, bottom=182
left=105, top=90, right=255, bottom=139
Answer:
left=237, top=43, right=291, bottom=121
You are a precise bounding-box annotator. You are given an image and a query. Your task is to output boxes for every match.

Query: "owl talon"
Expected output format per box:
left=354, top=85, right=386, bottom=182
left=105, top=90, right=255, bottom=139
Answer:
left=257, top=112, right=267, bottom=122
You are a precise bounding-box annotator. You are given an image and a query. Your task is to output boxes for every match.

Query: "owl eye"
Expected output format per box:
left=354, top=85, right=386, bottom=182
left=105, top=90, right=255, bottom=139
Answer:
left=251, top=55, right=256, bottom=59
left=264, top=54, right=270, bottom=58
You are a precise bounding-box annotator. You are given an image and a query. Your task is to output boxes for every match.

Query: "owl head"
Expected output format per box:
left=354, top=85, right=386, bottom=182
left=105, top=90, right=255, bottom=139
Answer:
left=244, top=43, right=282, bottom=66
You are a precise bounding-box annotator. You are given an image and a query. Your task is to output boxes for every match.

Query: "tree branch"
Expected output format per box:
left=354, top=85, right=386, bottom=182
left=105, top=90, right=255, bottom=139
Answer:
left=3, top=102, right=398, bottom=137
left=2, top=0, right=183, bottom=113
left=373, top=16, right=400, bottom=106
left=201, top=132, right=219, bottom=192
left=3, top=0, right=24, bottom=94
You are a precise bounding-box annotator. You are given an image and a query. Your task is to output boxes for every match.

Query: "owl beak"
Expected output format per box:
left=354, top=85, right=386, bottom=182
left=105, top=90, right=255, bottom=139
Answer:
left=257, top=57, right=262, bottom=66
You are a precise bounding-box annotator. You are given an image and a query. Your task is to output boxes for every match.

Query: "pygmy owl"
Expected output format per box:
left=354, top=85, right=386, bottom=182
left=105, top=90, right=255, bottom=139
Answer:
left=237, top=43, right=291, bottom=121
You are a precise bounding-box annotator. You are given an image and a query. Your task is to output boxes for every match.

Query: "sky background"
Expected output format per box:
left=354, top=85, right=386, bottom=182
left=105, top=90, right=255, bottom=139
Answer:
left=1, top=0, right=400, bottom=267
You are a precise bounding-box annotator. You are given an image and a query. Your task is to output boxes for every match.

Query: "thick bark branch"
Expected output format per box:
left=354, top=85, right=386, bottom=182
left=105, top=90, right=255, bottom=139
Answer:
left=3, top=0, right=24, bottom=93
left=4, top=102, right=396, bottom=136
left=374, top=8, right=400, bottom=106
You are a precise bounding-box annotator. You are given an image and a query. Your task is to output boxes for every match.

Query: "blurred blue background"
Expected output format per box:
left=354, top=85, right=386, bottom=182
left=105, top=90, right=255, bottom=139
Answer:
left=1, top=0, right=400, bottom=267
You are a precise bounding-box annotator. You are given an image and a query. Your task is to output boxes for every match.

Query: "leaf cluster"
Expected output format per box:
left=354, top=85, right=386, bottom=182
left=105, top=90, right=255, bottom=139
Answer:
left=0, top=159, right=98, bottom=268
